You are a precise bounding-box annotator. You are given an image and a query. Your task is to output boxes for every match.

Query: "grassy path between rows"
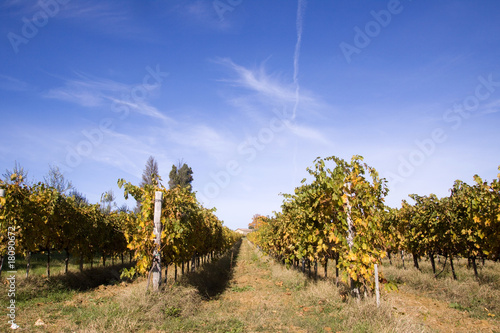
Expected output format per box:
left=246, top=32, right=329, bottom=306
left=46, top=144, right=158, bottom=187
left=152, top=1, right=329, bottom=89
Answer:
left=5, top=239, right=500, bottom=332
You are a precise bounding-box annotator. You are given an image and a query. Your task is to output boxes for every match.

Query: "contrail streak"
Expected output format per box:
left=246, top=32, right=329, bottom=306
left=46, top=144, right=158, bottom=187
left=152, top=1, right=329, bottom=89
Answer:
left=292, top=0, right=306, bottom=121
left=292, top=0, right=306, bottom=184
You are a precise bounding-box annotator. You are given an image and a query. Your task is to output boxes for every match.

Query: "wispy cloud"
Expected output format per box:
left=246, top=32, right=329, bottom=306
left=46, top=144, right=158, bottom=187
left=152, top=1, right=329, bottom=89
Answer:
left=45, top=125, right=160, bottom=178
left=4, top=0, right=147, bottom=40
left=45, top=86, right=104, bottom=107
left=167, top=124, right=237, bottom=164
left=0, top=75, right=31, bottom=92
left=481, top=99, right=500, bottom=115
left=288, top=123, right=331, bottom=145
left=43, top=73, right=170, bottom=121
left=1, top=0, right=128, bottom=27
left=0, top=0, right=38, bottom=16
left=216, top=58, right=320, bottom=111
left=174, top=0, right=235, bottom=31
left=217, top=58, right=296, bottom=102
left=44, top=74, right=125, bottom=107
left=88, top=140, right=145, bottom=176
left=105, top=96, right=170, bottom=121
left=59, top=1, right=129, bottom=23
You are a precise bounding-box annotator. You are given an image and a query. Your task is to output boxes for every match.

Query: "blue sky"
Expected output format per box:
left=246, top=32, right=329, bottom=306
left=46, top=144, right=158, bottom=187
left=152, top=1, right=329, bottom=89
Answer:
left=1, top=0, right=500, bottom=230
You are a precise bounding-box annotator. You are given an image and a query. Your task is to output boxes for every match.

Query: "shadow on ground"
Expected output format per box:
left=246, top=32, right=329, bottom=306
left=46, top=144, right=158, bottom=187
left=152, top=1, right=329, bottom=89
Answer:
left=17, top=262, right=135, bottom=295
left=181, top=239, right=242, bottom=299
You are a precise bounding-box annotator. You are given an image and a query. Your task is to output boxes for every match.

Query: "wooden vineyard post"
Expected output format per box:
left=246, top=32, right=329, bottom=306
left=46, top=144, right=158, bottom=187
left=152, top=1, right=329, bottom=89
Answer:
left=345, top=183, right=360, bottom=299
left=374, top=264, right=380, bottom=307
left=151, top=191, right=163, bottom=292
left=324, top=258, right=328, bottom=278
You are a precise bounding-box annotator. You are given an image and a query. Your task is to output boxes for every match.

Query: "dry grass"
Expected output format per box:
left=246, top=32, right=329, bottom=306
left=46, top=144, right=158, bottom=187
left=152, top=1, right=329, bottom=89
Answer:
left=382, top=256, right=500, bottom=320
left=246, top=242, right=427, bottom=333
left=82, top=280, right=203, bottom=332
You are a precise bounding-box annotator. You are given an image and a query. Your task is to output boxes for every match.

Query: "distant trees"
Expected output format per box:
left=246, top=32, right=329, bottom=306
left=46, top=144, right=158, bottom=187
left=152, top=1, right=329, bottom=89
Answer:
left=168, top=161, right=193, bottom=191
left=136, top=157, right=194, bottom=212
left=135, top=156, right=161, bottom=212
left=249, top=214, right=268, bottom=230
left=3, top=161, right=30, bottom=185
left=138, top=156, right=194, bottom=191
left=100, top=189, right=116, bottom=214
left=68, top=189, right=88, bottom=206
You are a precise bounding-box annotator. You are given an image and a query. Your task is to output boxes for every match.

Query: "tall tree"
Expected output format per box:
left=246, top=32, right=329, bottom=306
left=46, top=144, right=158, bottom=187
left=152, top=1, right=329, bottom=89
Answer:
left=249, top=214, right=268, bottom=230
left=135, top=156, right=160, bottom=212
left=168, top=161, right=193, bottom=191
left=140, top=156, right=160, bottom=187
left=44, top=165, right=73, bottom=194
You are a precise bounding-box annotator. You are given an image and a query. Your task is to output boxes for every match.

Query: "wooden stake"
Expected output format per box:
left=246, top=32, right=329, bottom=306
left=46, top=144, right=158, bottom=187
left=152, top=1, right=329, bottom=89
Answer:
left=26, top=251, right=31, bottom=277
left=151, top=191, right=163, bottom=292
left=65, top=249, right=69, bottom=274
left=46, top=249, right=51, bottom=277
left=374, top=264, right=380, bottom=307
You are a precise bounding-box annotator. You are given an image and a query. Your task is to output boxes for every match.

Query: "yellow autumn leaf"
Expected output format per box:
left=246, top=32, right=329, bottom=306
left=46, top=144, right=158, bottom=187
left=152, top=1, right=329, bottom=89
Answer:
left=328, top=233, right=338, bottom=243
left=347, top=252, right=357, bottom=261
